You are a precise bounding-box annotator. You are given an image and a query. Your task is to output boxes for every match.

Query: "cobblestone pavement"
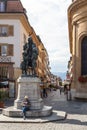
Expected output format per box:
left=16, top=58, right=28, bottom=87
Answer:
left=0, top=89, right=87, bottom=130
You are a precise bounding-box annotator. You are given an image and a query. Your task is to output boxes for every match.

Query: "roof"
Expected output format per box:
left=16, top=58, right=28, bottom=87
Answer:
left=6, top=0, right=25, bottom=12
left=0, top=0, right=26, bottom=13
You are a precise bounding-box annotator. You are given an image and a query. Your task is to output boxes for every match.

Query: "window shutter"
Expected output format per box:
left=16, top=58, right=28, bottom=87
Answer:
left=8, top=44, right=14, bottom=56
left=9, top=26, right=14, bottom=36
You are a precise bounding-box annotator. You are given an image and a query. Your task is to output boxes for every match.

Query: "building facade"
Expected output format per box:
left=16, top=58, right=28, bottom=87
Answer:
left=0, top=0, right=51, bottom=97
left=68, top=0, right=87, bottom=98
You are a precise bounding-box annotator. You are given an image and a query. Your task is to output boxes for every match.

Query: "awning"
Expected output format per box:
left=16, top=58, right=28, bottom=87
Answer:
left=0, top=81, right=8, bottom=88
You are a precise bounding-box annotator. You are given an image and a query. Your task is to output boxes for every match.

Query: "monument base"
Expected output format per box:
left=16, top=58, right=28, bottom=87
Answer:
left=3, top=76, right=52, bottom=117
left=3, top=106, right=52, bottom=117
left=14, top=77, right=44, bottom=110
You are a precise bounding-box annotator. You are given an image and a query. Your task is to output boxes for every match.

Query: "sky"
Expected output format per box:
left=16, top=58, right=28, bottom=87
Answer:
left=21, top=0, right=72, bottom=73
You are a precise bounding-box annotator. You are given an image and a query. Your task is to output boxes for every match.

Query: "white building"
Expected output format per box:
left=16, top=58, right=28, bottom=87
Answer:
left=0, top=0, right=32, bottom=97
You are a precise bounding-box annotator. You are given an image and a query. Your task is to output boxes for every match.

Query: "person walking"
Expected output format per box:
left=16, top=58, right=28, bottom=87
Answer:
left=21, top=96, right=31, bottom=120
left=68, top=83, right=72, bottom=101
left=43, top=87, right=48, bottom=98
left=59, top=86, right=62, bottom=95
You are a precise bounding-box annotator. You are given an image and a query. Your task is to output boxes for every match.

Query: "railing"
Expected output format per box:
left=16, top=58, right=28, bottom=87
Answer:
left=0, top=56, right=11, bottom=62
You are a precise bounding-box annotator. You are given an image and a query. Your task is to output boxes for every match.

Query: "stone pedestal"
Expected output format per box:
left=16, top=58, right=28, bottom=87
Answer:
left=3, top=77, right=52, bottom=117
left=14, top=77, right=43, bottom=110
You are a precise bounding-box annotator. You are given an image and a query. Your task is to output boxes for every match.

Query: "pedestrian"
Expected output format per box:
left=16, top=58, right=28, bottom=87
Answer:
left=43, top=87, right=48, bottom=98
left=68, top=83, right=72, bottom=101
left=40, top=88, right=43, bottom=98
left=59, top=86, right=62, bottom=95
left=21, top=95, right=31, bottom=120
left=64, top=84, right=67, bottom=94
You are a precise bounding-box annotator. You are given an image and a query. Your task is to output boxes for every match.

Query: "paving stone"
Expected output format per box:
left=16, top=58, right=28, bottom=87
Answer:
left=0, top=89, right=87, bottom=130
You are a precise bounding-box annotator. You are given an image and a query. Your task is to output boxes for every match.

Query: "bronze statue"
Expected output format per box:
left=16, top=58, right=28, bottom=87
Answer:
left=20, top=37, right=38, bottom=77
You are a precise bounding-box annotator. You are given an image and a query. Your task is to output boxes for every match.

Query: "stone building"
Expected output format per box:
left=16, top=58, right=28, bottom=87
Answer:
left=0, top=0, right=50, bottom=97
left=68, top=0, right=87, bottom=99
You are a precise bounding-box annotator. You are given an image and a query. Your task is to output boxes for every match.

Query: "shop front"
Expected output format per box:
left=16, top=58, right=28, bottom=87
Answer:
left=0, top=62, right=15, bottom=98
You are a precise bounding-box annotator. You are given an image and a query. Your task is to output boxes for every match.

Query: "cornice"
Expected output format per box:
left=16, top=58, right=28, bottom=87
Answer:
left=68, top=0, right=87, bottom=25
left=0, top=13, right=32, bottom=34
left=68, top=0, right=87, bottom=14
left=68, top=0, right=87, bottom=54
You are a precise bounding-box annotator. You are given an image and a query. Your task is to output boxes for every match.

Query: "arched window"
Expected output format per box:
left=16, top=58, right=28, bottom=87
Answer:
left=81, top=36, right=87, bottom=75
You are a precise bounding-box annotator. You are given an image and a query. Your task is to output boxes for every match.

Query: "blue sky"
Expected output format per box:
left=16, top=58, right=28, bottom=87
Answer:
left=21, top=0, right=72, bottom=73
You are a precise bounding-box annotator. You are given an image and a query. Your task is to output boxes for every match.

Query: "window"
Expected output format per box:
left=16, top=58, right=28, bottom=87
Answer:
left=81, top=36, right=87, bottom=75
left=1, top=45, right=7, bottom=56
left=2, top=27, right=7, bottom=35
left=0, top=25, right=14, bottom=37
left=0, top=2, right=5, bottom=12
left=0, top=26, right=8, bottom=36
left=0, top=67, right=8, bottom=79
left=0, top=44, right=14, bottom=56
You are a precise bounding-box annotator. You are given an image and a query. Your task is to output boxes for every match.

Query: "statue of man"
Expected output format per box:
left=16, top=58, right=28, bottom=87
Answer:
left=20, top=36, right=38, bottom=76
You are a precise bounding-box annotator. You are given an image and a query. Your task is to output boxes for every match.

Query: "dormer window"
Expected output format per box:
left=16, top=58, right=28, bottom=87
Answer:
left=0, top=2, right=5, bottom=12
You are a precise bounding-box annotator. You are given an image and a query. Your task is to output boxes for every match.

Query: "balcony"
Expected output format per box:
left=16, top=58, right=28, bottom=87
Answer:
left=0, top=56, right=11, bottom=62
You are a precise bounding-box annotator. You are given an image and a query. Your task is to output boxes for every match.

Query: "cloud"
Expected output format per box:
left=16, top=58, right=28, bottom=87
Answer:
left=21, top=0, right=71, bottom=72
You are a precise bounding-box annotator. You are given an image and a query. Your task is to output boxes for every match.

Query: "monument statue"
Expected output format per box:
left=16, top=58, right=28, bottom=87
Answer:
left=20, top=37, right=38, bottom=76
left=2, top=36, right=52, bottom=118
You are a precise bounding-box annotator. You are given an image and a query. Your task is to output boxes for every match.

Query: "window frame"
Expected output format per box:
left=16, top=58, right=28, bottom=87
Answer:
left=0, top=1, right=5, bottom=12
left=0, top=25, right=14, bottom=37
left=1, top=45, right=8, bottom=56
left=81, top=36, right=87, bottom=75
left=0, top=26, right=8, bottom=36
left=0, top=44, right=14, bottom=56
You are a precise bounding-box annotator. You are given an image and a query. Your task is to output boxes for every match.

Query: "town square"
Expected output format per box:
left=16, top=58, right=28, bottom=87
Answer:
left=0, top=0, right=87, bottom=130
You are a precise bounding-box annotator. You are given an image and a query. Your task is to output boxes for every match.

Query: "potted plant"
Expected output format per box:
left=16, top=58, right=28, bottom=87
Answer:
left=0, top=90, right=6, bottom=108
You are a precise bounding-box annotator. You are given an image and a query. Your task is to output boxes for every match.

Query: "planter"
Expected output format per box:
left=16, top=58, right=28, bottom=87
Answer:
left=0, top=90, right=8, bottom=108
left=0, top=101, right=4, bottom=108
left=78, top=76, right=87, bottom=83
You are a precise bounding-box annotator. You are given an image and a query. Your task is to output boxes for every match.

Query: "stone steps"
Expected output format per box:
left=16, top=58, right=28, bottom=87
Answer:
left=3, top=105, right=52, bottom=117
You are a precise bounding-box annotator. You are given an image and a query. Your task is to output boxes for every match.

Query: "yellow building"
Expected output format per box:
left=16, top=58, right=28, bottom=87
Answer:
left=0, top=0, right=50, bottom=97
left=68, top=0, right=87, bottom=99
